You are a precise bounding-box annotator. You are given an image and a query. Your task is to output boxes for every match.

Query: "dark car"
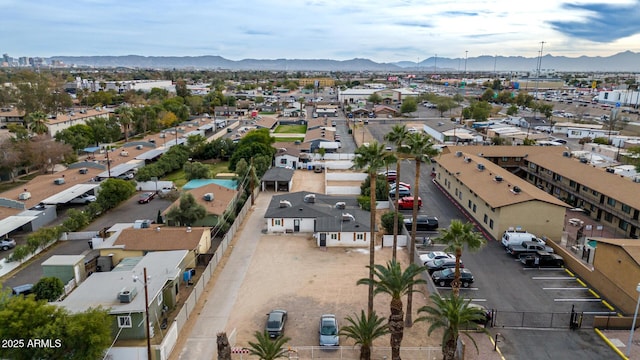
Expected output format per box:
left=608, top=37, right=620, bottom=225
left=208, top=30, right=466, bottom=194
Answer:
left=519, top=251, right=565, bottom=267
left=431, top=268, right=474, bottom=288
left=403, top=215, right=439, bottom=231
left=11, top=284, right=34, bottom=296
left=266, top=310, right=287, bottom=338
left=424, top=258, right=461, bottom=274
left=138, top=192, right=156, bottom=204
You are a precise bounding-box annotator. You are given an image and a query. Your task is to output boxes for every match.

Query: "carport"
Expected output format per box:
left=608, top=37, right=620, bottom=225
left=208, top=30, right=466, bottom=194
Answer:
left=40, top=184, right=101, bottom=205
left=0, top=215, right=38, bottom=237
left=135, top=148, right=167, bottom=162
left=96, top=163, right=140, bottom=179
left=261, top=168, right=294, bottom=192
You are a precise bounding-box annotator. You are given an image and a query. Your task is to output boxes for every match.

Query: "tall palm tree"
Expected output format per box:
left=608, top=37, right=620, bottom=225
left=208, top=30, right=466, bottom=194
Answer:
left=404, top=132, right=439, bottom=326
left=384, top=124, right=410, bottom=261
left=247, top=331, right=290, bottom=360
left=25, top=111, right=49, bottom=135
left=417, top=293, right=488, bottom=360
left=436, top=219, right=486, bottom=296
left=115, top=105, right=134, bottom=142
left=357, top=260, right=426, bottom=360
left=354, top=142, right=394, bottom=315
left=340, top=310, right=390, bottom=360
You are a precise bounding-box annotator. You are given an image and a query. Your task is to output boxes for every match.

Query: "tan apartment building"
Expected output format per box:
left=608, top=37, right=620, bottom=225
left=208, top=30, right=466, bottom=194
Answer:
left=298, top=78, right=335, bottom=88
left=435, top=150, right=569, bottom=240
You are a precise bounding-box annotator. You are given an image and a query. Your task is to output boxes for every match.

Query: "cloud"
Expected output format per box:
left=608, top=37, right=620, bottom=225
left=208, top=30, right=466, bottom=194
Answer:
left=549, top=1, right=640, bottom=42
left=440, top=11, right=479, bottom=17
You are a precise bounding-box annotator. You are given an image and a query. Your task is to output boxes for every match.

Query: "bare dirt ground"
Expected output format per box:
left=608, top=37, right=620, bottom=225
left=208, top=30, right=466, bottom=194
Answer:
left=290, top=170, right=325, bottom=193
left=226, top=234, right=439, bottom=349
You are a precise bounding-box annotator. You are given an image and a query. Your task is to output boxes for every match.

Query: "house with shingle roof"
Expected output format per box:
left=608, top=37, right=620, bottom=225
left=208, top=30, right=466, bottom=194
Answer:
left=264, top=191, right=373, bottom=247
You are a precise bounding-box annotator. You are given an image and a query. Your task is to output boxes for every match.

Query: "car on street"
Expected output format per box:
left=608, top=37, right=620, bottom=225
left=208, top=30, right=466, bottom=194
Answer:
left=397, top=196, right=422, bottom=210
left=319, top=314, right=339, bottom=346
left=266, top=310, right=287, bottom=338
left=419, top=251, right=454, bottom=265
left=424, top=258, right=461, bottom=274
left=138, top=192, right=156, bottom=204
left=403, top=215, right=439, bottom=231
left=431, top=268, right=474, bottom=288
left=389, top=187, right=411, bottom=199
left=1, top=238, right=16, bottom=251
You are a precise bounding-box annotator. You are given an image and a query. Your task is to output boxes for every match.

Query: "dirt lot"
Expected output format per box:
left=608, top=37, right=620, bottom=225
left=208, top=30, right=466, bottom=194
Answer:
left=226, top=235, right=439, bottom=348
left=291, top=170, right=325, bottom=193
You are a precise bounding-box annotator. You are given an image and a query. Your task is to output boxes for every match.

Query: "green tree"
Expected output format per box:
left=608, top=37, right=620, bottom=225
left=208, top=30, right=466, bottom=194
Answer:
left=353, top=142, right=393, bottom=315
left=175, top=79, right=191, bottom=98
left=339, top=310, right=390, bottom=360
left=368, top=93, right=382, bottom=104
left=54, top=124, right=95, bottom=151
left=435, top=220, right=486, bottom=296
left=33, top=276, right=64, bottom=301
left=404, top=132, right=438, bottom=325
left=436, top=98, right=456, bottom=117
left=247, top=331, right=290, bottom=360
left=166, top=193, right=207, bottom=226
left=417, top=293, right=488, bottom=360
left=184, top=161, right=210, bottom=180
left=357, top=260, right=426, bottom=360
left=384, top=124, right=410, bottom=260
left=480, top=88, right=495, bottom=102
left=381, top=211, right=403, bottom=235
left=506, top=104, right=519, bottom=116
left=25, top=111, right=49, bottom=135
left=400, top=97, right=417, bottom=115
left=96, top=178, right=137, bottom=210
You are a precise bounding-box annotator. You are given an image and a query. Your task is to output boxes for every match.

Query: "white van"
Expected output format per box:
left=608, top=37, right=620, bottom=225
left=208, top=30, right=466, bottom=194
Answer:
left=501, top=230, right=544, bottom=248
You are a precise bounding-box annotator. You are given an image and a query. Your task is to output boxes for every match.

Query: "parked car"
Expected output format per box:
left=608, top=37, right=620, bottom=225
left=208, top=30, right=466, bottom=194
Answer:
left=319, top=314, right=339, bottom=346
left=69, top=193, right=97, bottom=204
left=519, top=251, right=565, bottom=267
left=419, top=251, right=454, bottom=265
left=468, top=303, right=493, bottom=326
left=389, top=187, right=411, bottom=199
left=0, top=238, right=16, bottom=251
left=11, top=284, right=33, bottom=296
left=397, top=196, right=422, bottom=210
left=431, top=268, right=474, bottom=288
left=390, top=181, right=411, bottom=190
left=138, top=192, right=156, bottom=204
left=403, top=215, right=439, bottom=231
left=117, top=172, right=134, bottom=180
left=425, top=258, right=461, bottom=274
left=379, top=170, right=397, bottom=182
left=266, top=310, right=287, bottom=338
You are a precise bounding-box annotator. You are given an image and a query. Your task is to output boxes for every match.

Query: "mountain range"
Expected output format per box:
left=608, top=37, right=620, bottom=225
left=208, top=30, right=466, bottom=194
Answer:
left=49, top=51, right=640, bottom=72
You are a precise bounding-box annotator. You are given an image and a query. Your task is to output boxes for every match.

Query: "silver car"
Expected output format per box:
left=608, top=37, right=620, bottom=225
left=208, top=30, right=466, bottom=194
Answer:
left=319, top=314, right=339, bottom=346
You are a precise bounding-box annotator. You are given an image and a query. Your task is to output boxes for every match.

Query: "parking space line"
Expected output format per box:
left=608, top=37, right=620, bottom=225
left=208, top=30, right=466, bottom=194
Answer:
left=554, top=298, right=602, bottom=302
left=543, top=287, right=589, bottom=290
left=522, top=267, right=565, bottom=271
left=532, top=276, right=575, bottom=280
left=435, top=287, right=479, bottom=290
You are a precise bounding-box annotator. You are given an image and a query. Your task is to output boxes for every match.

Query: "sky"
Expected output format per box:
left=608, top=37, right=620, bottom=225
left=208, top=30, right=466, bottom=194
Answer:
left=1, top=0, right=640, bottom=63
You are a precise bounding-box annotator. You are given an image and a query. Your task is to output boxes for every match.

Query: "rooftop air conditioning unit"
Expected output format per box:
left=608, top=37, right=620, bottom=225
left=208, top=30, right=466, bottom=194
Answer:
left=304, top=194, right=316, bottom=203
left=342, top=213, right=355, bottom=222
left=455, top=151, right=463, bottom=157
left=464, top=157, right=471, bottom=163
left=335, top=202, right=346, bottom=209
left=494, top=176, right=503, bottom=182
left=279, top=200, right=292, bottom=208
left=118, top=287, right=138, bottom=303
left=605, top=168, right=615, bottom=174
left=203, top=193, right=214, bottom=201
left=136, top=145, right=143, bottom=150
left=512, top=186, right=522, bottom=194
left=18, top=192, right=31, bottom=200
left=562, top=151, right=570, bottom=157
left=477, top=163, right=485, bottom=171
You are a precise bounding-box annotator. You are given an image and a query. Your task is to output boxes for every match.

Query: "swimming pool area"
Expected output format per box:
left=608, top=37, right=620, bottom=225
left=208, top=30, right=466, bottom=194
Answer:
left=183, top=179, right=238, bottom=190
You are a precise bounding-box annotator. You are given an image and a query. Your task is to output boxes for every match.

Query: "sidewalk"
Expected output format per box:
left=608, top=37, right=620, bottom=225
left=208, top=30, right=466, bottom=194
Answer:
left=596, top=328, right=640, bottom=359
left=172, top=193, right=271, bottom=360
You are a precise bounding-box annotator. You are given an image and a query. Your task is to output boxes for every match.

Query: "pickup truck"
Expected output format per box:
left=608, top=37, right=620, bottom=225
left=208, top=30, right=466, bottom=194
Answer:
left=507, top=241, right=554, bottom=257
left=520, top=251, right=564, bottom=267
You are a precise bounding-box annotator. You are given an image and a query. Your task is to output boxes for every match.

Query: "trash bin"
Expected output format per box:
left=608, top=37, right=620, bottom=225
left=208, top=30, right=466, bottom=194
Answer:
left=308, top=165, right=313, bottom=170
left=348, top=129, right=353, bottom=134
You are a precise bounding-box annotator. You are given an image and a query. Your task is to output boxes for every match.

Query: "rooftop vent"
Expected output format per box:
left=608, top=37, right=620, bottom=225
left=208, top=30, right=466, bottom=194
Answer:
left=279, top=200, right=292, bottom=208
left=605, top=168, right=615, bottom=174
left=464, top=157, right=471, bottom=163
left=203, top=193, right=214, bottom=201
left=455, top=151, right=463, bottom=157
left=477, top=163, right=485, bottom=171
left=342, top=213, right=355, bottom=222
left=335, top=202, right=346, bottom=209
left=512, top=186, right=522, bottom=194
left=304, top=194, right=316, bottom=203
left=186, top=226, right=192, bottom=233
left=118, top=287, right=138, bottom=303
left=494, top=175, right=503, bottom=182
left=562, top=151, right=570, bottom=157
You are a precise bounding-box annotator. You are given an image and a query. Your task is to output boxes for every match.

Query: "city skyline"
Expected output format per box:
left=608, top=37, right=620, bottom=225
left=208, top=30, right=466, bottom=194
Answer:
left=1, top=0, right=639, bottom=63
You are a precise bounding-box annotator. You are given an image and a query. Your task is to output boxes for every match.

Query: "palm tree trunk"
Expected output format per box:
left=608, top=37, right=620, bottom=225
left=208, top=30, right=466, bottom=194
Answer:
left=360, top=344, right=371, bottom=360
left=405, top=160, right=421, bottom=327
left=389, top=297, right=404, bottom=360
left=392, top=160, right=401, bottom=260
left=452, top=248, right=463, bottom=297
left=368, top=173, right=376, bottom=316
left=443, top=335, right=458, bottom=360
left=216, top=332, right=232, bottom=360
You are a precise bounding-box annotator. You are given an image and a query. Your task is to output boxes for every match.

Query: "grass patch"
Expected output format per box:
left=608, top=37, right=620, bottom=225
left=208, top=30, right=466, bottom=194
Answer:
left=274, top=137, right=305, bottom=142
left=260, top=111, right=276, bottom=115
left=274, top=124, right=307, bottom=134
left=163, top=161, right=230, bottom=189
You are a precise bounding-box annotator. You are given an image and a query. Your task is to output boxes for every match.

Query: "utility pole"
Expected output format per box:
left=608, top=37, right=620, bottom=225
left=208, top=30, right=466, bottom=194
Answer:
left=249, top=157, right=255, bottom=205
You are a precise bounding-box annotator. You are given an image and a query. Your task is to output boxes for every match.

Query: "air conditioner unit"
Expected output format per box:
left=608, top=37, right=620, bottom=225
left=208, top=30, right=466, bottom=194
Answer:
left=118, top=287, right=138, bottom=303
left=136, top=145, right=143, bottom=150
left=455, top=151, right=463, bottom=157
left=342, top=213, right=355, bottom=222
left=279, top=200, right=292, bottom=208
left=18, top=192, right=31, bottom=200
left=512, top=186, right=522, bottom=194
left=203, top=193, right=214, bottom=201
left=335, top=202, right=346, bottom=209
left=477, top=163, right=485, bottom=171
left=494, top=176, right=503, bottom=182
left=464, top=157, right=471, bottom=163
left=304, top=194, right=316, bottom=203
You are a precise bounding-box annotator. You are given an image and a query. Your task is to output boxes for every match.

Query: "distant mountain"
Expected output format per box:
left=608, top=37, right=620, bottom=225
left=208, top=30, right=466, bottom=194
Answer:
left=49, top=52, right=640, bottom=72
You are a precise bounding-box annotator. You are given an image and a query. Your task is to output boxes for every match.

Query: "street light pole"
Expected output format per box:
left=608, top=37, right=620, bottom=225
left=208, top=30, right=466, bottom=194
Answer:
left=464, top=50, right=468, bottom=76
left=143, top=267, right=152, bottom=360
left=626, top=283, right=640, bottom=357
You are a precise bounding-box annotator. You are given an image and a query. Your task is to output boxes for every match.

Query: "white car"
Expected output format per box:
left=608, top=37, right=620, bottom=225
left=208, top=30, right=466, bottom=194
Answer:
left=69, top=193, right=97, bottom=204
left=419, top=251, right=454, bottom=265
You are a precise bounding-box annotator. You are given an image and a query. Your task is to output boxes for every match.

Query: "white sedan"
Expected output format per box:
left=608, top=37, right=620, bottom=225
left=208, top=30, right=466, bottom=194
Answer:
left=419, top=251, right=454, bottom=265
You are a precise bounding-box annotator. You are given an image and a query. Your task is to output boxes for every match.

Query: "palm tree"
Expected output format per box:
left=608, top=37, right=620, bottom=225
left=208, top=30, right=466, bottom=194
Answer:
left=354, top=142, right=394, bottom=315
left=115, top=105, right=134, bottom=142
left=404, top=132, right=439, bottom=326
left=384, top=125, right=410, bottom=261
left=357, top=260, right=426, bottom=360
left=340, top=310, right=390, bottom=360
left=416, top=293, right=488, bottom=360
left=247, top=331, right=290, bottom=360
left=436, top=219, right=486, bottom=296
left=25, top=111, right=49, bottom=135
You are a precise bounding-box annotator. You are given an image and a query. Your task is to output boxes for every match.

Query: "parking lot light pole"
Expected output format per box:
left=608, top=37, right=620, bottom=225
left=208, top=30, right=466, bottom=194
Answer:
left=626, top=283, right=640, bottom=357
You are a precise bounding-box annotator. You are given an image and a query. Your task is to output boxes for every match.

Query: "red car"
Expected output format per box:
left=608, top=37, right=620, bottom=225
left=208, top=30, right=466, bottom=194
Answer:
left=138, top=192, right=156, bottom=204
left=397, top=196, right=422, bottom=210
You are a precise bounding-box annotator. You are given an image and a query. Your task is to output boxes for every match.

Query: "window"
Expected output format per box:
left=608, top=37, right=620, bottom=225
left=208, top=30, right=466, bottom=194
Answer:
left=569, top=180, right=576, bottom=187
left=468, top=200, right=472, bottom=208
left=118, top=316, right=132, bottom=328
left=489, top=219, right=494, bottom=229
left=455, top=188, right=458, bottom=196
left=529, top=163, right=536, bottom=169
left=483, top=214, right=488, bottom=224
left=330, top=233, right=337, bottom=240
left=619, top=220, right=629, bottom=231
left=501, top=157, right=508, bottom=162
left=604, top=213, right=613, bottom=222
left=592, top=190, right=598, bottom=196
left=622, top=204, right=631, bottom=214
left=157, top=291, right=163, bottom=306
left=274, top=219, right=282, bottom=226
left=514, top=157, right=521, bottom=161
left=554, top=188, right=560, bottom=195
left=279, top=158, right=287, bottom=165
left=472, top=204, right=477, bottom=213
left=607, top=198, right=616, bottom=206
left=356, top=233, right=364, bottom=240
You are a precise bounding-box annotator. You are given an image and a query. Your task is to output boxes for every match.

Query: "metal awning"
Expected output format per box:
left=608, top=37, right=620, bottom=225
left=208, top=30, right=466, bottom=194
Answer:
left=0, top=215, right=38, bottom=237
left=135, top=148, right=167, bottom=160
left=96, top=163, right=139, bottom=178
left=41, top=184, right=101, bottom=204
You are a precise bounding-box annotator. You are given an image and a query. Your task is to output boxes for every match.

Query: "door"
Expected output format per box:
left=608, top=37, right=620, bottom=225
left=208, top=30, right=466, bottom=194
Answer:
left=294, top=219, right=300, bottom=232
left=319, top=233, right=326, bottom=247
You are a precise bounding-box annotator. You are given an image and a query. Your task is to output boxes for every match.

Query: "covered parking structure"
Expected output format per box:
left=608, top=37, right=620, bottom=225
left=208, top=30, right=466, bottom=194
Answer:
left=40, top=184, right=101, bottom=205
left=96, top=163, right=140, bottom=179
left=261, top=167, right=294, bottom=192
left=0, top=214, right=39, bottom=238
left=135, top=148, right=167, bottom=163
